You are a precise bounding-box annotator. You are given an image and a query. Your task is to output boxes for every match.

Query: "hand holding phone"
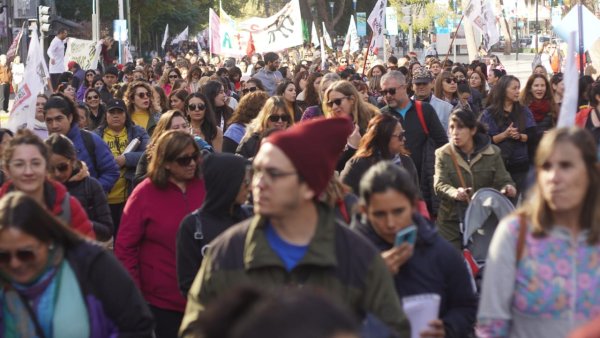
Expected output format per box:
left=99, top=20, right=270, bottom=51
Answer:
left=395, top=225, right=417, bottom=246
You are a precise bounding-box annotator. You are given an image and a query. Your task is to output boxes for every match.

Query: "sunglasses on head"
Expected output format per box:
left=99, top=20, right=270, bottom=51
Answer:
left=188, top=103, right=206, bottom=111
left=0, top=249, right=38, bottom=265
left=242, top=87, right=258, bottom=94
left=326, top=96, right=350, bottom=108
left=136, top=91, right=151, bottom=99
left=86, top=95, right=99, bottom=100
left=53, top=162, right=70, bottom=173
left=268, top=114, right=291, bottom=123
left=175, top=153, right=200, bottom=166
left=444, top=78, right=457, bottom=84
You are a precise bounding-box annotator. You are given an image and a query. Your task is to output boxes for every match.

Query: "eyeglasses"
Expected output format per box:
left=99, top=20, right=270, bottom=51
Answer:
left=379, top=87, right=404, bottom=96
left=242, top=87, right=258, bottom=94
left=444, top=78, right=457, bottom=84
left=268, top=114, right=291, bottom=123
left=188, top=103, right=206, bottom=111
left=86, top=95, right=99, bottom=100
left=392, top=131, right=406, bottom=140
left=135, top=91, right=151, bottom=99
left=175, top=153, right=200, bottom=166
left=0, top=248, right=39, bottom=265
left=252, top=167, right=297, bottom=185
left=52, top=162, right=70, bottom=173
left=326, top=96, right=351, bottom=108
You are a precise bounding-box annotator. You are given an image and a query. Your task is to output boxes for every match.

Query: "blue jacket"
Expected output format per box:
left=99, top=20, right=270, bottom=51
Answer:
left=94, top=123, right=149, bottom=188
left=66, top=125, right=120, bottom=192
left=351, top=213, right=478, bottom=338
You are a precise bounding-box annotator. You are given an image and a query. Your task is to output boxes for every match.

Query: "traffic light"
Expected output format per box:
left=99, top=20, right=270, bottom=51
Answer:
left=38, top=6, right=51, bottom=33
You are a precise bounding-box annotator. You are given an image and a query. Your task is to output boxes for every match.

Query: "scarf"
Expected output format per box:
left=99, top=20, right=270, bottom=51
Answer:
left=529, top=99, right=551, bottom=122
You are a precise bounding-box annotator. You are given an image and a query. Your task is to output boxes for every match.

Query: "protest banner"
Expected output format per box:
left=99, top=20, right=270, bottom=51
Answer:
left=464, top=0, right=499, bottom=51
left=64, top=38, right=102, bottom=71
left=209, top=8, right=221, bottom=55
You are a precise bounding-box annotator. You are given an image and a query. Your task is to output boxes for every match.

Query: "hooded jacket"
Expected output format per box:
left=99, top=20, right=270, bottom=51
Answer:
left=176, top=153, right=252, bottom=295
left=351, top=213, right=478, bottom=338
left=0, top=180, right=95, bottom=239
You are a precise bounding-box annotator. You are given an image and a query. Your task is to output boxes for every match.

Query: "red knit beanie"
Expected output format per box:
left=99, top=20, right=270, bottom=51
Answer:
left=266, top=117, right=353, bottom=197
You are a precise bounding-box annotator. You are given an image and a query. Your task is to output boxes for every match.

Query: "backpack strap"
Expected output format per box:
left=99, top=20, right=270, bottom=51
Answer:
left=59, top=192, right=72, bottom=225
left=414, top=100, right=429, bottom=135
left=516, top=214, right=527, bottom=263
left=80, top=130, right=98, bottom=172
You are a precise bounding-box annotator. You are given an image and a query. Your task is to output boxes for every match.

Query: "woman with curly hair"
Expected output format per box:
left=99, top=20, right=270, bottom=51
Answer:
left=186, top=65, right=203, bottom=93
left=223, top=91, right=269, bottom=153
left=520, top=73, right=557, bottom=134
left=159, top=67, right=182, bottom=96
left=124, top=81, right=161, bottom=136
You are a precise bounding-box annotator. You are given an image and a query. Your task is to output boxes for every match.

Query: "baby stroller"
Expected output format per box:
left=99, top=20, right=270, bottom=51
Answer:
left=461, top=188, right=515, bottom=291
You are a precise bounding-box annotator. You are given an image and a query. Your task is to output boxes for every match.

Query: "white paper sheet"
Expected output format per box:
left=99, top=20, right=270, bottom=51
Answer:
left=402, top=293, right=441, bottom=338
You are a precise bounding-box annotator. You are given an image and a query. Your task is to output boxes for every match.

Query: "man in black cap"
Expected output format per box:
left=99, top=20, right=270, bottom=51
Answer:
left=412, top=68, right=453, bottom=131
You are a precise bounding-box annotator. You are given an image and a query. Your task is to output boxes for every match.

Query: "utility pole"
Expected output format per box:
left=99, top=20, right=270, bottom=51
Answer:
left=92, top=0, right=100, bottom=41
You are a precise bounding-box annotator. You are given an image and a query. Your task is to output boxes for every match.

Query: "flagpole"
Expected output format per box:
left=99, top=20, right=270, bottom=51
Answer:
left=577, top=1, right=584, bottom=77
left=361, top=33, right=373, bottom=76
left=443, top=13, right=465, bottom=66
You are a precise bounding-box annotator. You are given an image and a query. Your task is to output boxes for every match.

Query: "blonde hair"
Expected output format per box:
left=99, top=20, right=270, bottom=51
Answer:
left=244, top=96, right=293, bottom=138
left=323, top=80, right=374, bottom=132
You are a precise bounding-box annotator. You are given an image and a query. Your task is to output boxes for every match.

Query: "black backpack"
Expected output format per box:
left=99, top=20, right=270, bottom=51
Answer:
left=80, top=129, right=98, bottom=172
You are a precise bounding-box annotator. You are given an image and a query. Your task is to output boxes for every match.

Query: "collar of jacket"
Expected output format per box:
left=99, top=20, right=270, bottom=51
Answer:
left=243, top=202, right=338, bottom=271
left=441, top=134, right=494, bottom=171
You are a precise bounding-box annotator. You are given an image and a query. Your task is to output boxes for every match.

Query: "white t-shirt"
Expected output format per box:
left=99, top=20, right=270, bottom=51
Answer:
left=47, top=36, right=66, bottom=74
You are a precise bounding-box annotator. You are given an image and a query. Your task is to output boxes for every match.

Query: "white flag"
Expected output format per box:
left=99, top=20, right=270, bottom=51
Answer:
left=367, top=0, right=387, bottom=50
left=343, top=15, right=360, bottom=53
left=557, top=31, right=578, bottom=128
left=465, top=0, right=499, bottom=51
left=322, top=22, right=333, bottom=49
left=311, top=22, right=320, bottom=47
left=161, top=24, right=169, bottom=49
left=8, top=28, right=49, bottom=131
left=171, top=26, right=189, bottom=45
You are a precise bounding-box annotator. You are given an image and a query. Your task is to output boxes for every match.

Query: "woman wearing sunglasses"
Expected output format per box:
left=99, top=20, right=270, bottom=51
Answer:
left=76, top=69, right=97, bottom=102
left=0, top=191, right=154, bottom=337
left=185, top=92, right=223, bottom=152
left=160, top=68, right=182, bottom=96
left=434, top=71, right=460, bottom=107
left=124, top=81, right=161, bottom=137
left=94, top=99, right=149, bottom=236
left=236, top=96, right=293, bottom=159
left=116, top=131, right=205, bottom=338
left=45, top=133, right=113, bottom=242
left=0, top=129, right=95, bottom=238
left=83, top=87, right=106, bottom=130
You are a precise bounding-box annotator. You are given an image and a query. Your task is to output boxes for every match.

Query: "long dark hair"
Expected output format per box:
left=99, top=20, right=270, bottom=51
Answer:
left=304, top=72, right=323, bottom=107
left=486, top=75, right=525, bottom=131
left=355, top=113, right=407, bottom=160
left=201, top=80, right=233, bottom=126
left=185, top=92, right=218, bottom=143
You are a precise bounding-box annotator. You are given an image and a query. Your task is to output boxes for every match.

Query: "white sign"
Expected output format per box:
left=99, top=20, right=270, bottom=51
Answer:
left=64, top=38, right=102, bottom=71
left=368, top=0, right=388, bottom=50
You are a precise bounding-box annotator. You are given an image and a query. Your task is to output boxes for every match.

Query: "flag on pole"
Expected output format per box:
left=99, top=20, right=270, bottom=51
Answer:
left=343, top=15, right=360, bottom=53
left=171, top=26, right=189, bottom=45
left=161, top=24, right=169, bottom=49
left=320, top=37, right=326, bottom=71
left=209, top=8, right=221, bottom=55
left=8, top=28, right=49, bottom=131
left=367, top=0, right=387, bottom=51
left=556, top=31, right=578, bottom=128
left=322, top=22, right=333, bottom=49
left=311, top=22, right=320, bottom=47
left=464, top=0, right=500, bottom=51
left=246, top=32, right=255, bottom=57
left=6, top=24, right=24, bottom=62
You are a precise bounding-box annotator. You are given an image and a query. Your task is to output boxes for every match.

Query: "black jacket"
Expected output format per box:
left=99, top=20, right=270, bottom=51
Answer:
left=352, top=213, right=478, bottom=338
left=176, top=153, right=252, bottom=295
left=236, top=132, right=261, bottom=159
left=340, top=155, right=419, bottom=195
left=65, top=166, right=114, bottom=241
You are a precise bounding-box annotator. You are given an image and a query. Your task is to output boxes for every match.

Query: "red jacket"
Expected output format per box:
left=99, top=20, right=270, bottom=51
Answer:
left=576, top=107, right=593, bottom=127
left=0, top=180, right=95, bottom=239
left=115, top=177, right=205, bottom=312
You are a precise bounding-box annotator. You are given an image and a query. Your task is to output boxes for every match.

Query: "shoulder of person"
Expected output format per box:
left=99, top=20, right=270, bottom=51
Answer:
left=202, top=217, right=253, bottom=269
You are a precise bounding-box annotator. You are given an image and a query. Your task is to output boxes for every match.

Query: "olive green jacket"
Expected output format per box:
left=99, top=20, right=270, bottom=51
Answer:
left=179, top=203, right=410, bottom=337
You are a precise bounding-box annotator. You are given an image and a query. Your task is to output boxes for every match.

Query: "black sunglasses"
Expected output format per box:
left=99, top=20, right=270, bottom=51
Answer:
left=326, top=96, right=351, bottom=108
left=0, top=249, right=37, bottom=265
left=242, top=87, right=258, bottom=94
left=86, top=95, right=99, bottom=100
left=268, top=114, right=291, bottom=123
left=53, top=162, right=70, bottom=173
left=169, top=74, right=179, bottom=78
left=188, top=103, right=206, bottom=111
left=380, top=87, right=402, bottom=96
left=444, top=78, right=457, bottom=84
left=175, top=153, right=200, bottom=166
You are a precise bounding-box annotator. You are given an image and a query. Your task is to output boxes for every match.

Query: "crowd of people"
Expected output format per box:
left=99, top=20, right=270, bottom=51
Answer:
left=0, top=26, right=598, bottom=338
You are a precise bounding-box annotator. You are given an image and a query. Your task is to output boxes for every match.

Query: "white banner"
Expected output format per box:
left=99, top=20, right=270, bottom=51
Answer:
left=161, top=24, right=169, bottom=49
left=322, top=22, right=333, bottom=49
left=172, top=26, right=189, bottom=45
left=8, top=29, right=49, bottom=131
left=64, top=38, right=102, bottom=71
left=311, top=22, right=320, bottom=47
left=368, top=0, right=387, bottom=50
left=219, top=0, right=303, bottom=56
left=343, top=16, right=360, bottom=53
left=465, top=0, right=499, bottom=51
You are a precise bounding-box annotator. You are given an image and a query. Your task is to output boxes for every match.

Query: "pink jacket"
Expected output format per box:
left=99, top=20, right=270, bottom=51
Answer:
left=115, top=177, right=205, bottom=312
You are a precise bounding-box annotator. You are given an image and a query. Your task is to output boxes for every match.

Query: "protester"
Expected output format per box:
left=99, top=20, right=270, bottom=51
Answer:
left=434, top=71, right=459, bottom=107
left=0, top=55, right=12, bottom=113
left=160, top=67, right=182, bottom=96
left=520, top=73, right=557, bottom=134
left=94, top=98, right=149, bottom=236
left=252, top=52, right=283, bottom=96
left=236, top=96, right=293, bottom=159
left=0, top=129, right=94, bottom=238
left=480, top=75, right=536, bottom=196
left=353, top=162, right=478, bottom=338
left=169, top=88, right=188, bottom=111
left=202, top=80, right=234, bottom=131
left=47, top=28, right=68, bottom=89
left=44, top=93, right=120, bottom=193
left=124, top=81, right=161, bottom=136
left=412, top=68, right=453, bottom=131
left=93, top=75, right=113, bottom=103
left=180, top=117, right=410, bottom=337
left=222, top=91, right=269, bottom=153
left=176, top=153, right=252, bottom=295
left=0, top=128, right=13, bottom=186
left=0, top=191, right=154, bottom=337
left=185, top=92, right=223, bottom=151
left=301, top=72, right=340, bottom=120
left=45, top=133, right=113, bottom=241
left=84, top=87, right=107, bottom=130
left=434, top=109, right=516, bottom=249
left=33, top=94, right=49, bottom=140
left=551, top=72, right=564, bottom=109
left=276, top=80, right=303, bottom=122
left=116, top=131, right=206, bottom=338
left=297, top=71, right=322, bottom=111
left=469, top=69, right=488, bottom=101
left=477, top=127, right=600, bottom=338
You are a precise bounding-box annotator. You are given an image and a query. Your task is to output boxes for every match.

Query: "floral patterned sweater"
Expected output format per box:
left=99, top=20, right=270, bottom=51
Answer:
left=476, top=215, right=600, bottom=338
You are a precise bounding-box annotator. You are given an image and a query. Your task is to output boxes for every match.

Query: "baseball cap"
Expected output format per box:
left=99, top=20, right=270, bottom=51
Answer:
left=107, top=99, right=126, bottom=112
left=412, top=68, right=434, bottom=84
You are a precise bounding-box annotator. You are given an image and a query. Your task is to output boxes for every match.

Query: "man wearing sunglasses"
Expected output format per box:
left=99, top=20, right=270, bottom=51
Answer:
left=411, top=68, right=453, bottom=132
left=380, top=70, right=448, bottom=216
left=253, top=52, right=283, bottom=96
left=181, top=118, right=410, bottom=338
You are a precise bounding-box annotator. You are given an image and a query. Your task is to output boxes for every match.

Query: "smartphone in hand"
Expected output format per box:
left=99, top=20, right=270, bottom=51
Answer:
left=395, top=225, right=417, bottom=246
